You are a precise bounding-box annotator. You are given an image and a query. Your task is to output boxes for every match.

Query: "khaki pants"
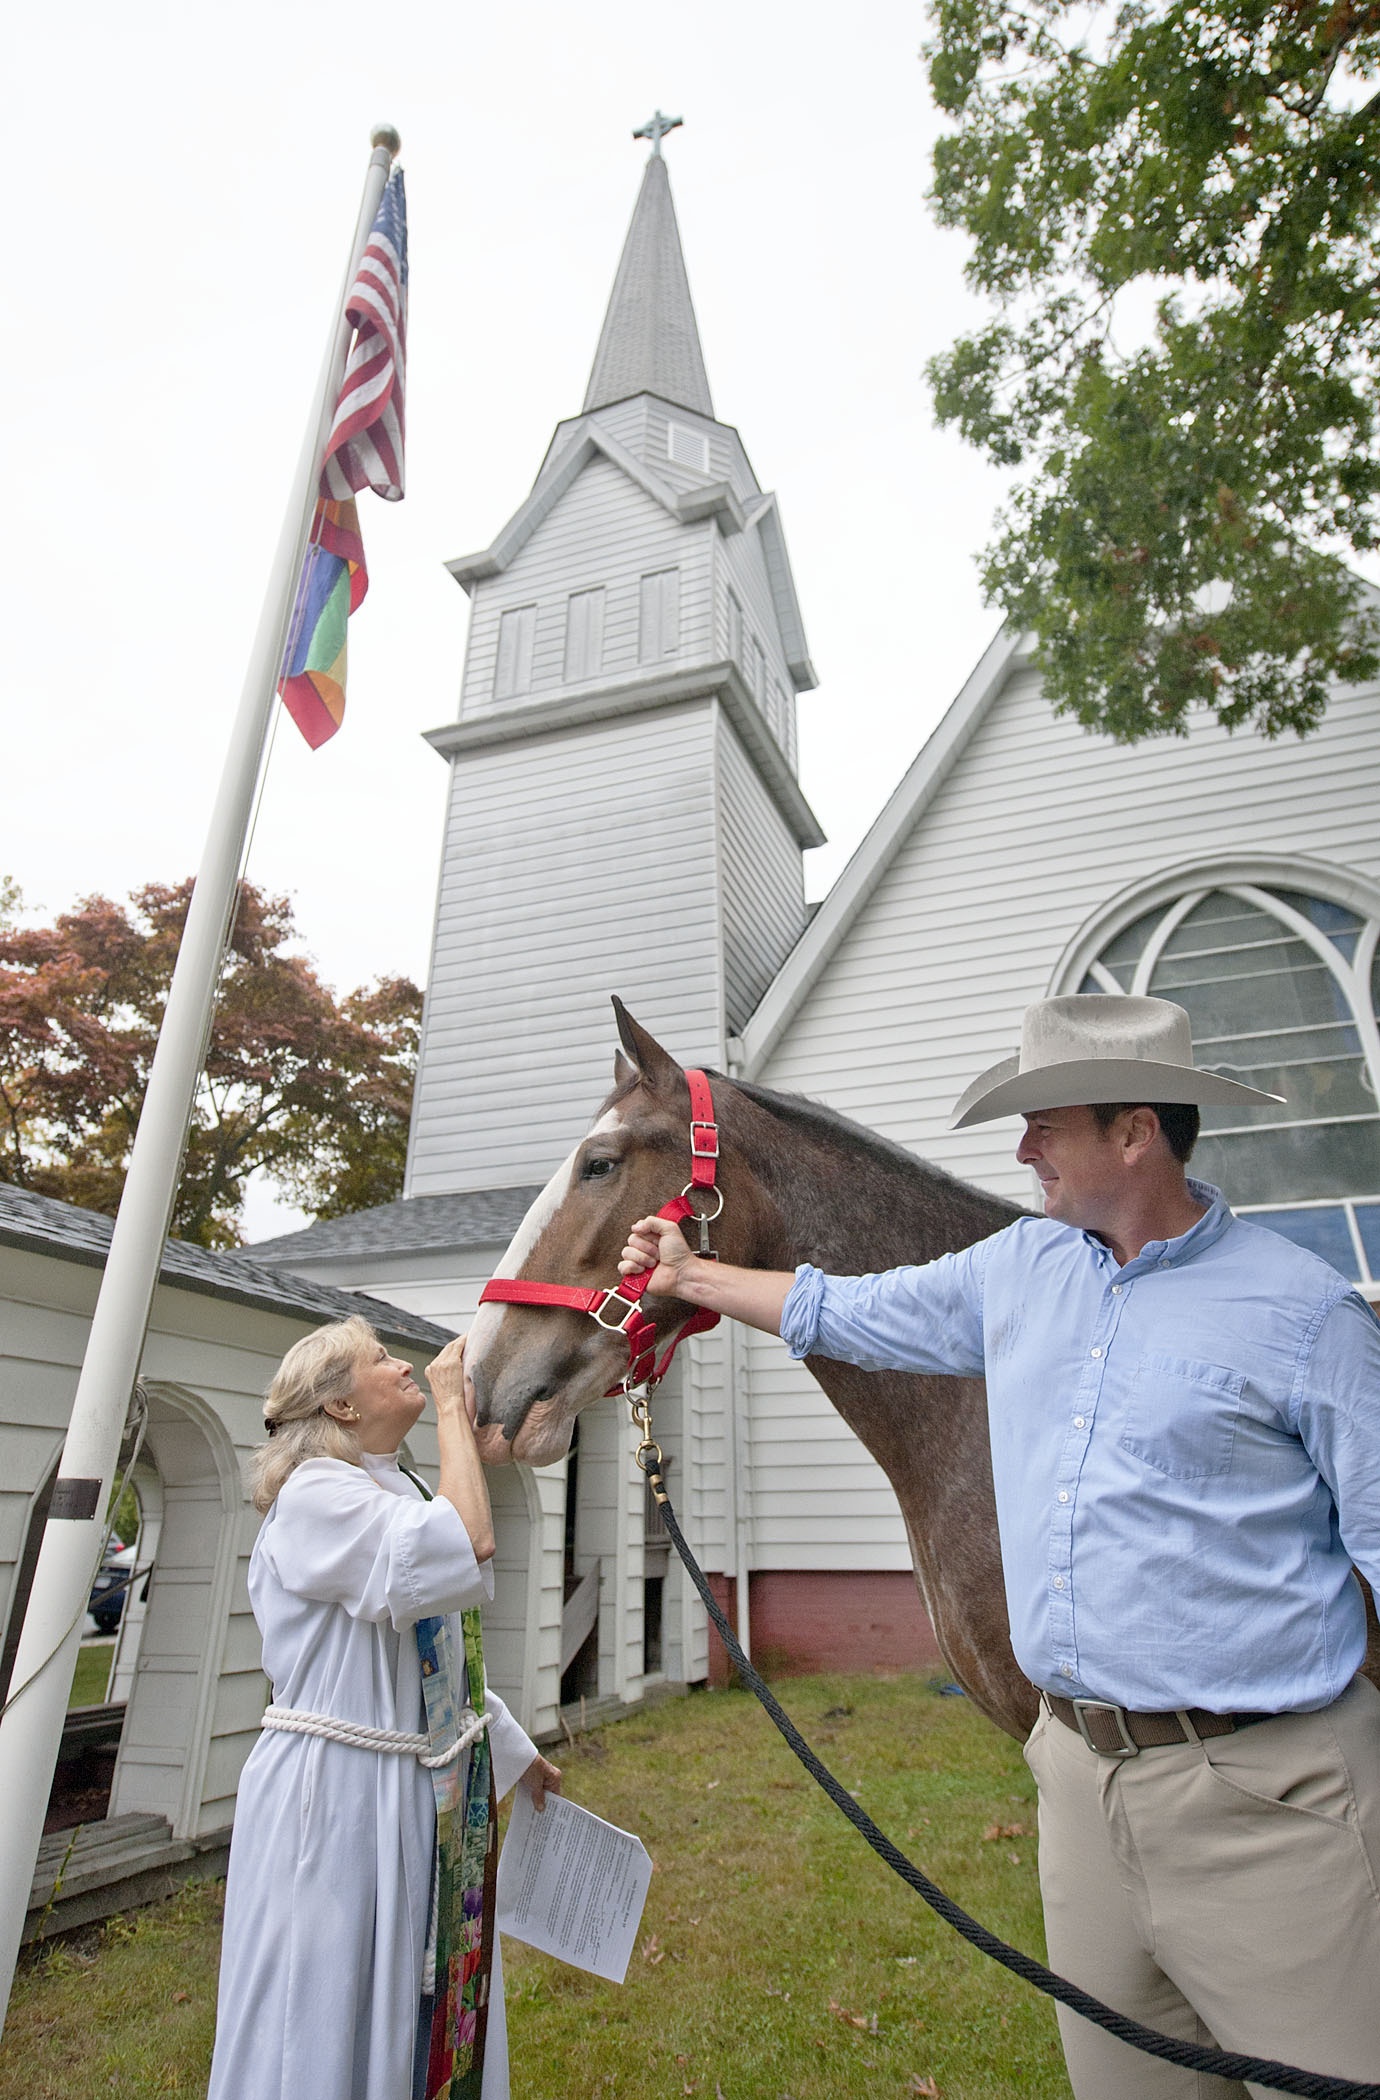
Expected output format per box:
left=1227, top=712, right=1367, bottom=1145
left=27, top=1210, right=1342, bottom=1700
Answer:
left=1023, top=1674, right=1380, bottom=2098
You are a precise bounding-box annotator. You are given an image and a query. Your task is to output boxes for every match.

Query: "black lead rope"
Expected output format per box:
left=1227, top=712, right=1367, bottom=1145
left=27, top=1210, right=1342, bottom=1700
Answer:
left=637, top=1449, right=1380, bottom=2099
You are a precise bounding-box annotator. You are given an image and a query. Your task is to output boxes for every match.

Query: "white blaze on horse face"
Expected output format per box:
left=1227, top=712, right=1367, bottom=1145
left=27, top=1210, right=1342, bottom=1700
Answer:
left=464, top=1105, right=625, bottom=1374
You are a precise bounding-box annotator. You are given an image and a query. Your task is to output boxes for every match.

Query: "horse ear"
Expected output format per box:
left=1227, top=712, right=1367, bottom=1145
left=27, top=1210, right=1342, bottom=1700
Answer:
left=611, top=996, right=682, bottom=1092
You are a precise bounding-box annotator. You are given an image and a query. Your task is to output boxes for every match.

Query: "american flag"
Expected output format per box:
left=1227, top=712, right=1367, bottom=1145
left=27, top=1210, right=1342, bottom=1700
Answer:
left=320, top=168, right=407, bottom=502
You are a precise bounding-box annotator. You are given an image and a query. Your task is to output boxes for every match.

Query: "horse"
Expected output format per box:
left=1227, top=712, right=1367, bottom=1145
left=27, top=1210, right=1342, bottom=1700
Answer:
left=463, top=1000, right=1380, bottom=1743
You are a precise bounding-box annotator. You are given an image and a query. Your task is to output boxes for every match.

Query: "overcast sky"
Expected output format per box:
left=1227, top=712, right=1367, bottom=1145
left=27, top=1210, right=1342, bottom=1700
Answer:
left=10, top=1, right=1015, bottom=1230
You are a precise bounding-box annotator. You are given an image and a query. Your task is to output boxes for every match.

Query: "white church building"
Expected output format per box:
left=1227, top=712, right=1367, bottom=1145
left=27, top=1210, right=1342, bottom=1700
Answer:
left=251, top=137, right=1380, bottom=1741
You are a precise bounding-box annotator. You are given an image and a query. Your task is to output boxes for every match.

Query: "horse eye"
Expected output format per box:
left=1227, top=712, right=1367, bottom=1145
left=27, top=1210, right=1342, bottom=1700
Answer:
left=581, top=1156, right=617, bottom=1180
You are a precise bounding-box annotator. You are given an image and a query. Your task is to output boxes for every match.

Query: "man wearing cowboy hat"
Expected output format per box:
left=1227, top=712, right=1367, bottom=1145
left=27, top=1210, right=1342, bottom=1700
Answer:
left=620, top=995, right=1380, bottom=2096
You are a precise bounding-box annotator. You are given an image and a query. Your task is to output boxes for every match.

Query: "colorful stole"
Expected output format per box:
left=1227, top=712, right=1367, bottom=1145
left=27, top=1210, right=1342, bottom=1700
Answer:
left=407, top=1474, right=497, bottom=2100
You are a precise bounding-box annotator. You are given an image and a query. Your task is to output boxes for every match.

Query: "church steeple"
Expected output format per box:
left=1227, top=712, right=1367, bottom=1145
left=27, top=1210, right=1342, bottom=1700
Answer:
left=583, top=131, right=714, bottom=419
left=408, top=125, right=822, bottom=1198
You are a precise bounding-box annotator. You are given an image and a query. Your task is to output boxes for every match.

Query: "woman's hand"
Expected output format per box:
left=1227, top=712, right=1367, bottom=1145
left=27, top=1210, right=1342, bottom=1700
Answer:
left=519, top=1753, right=563, bottom=1813
left=426, top=1336, right=478, bottom=1427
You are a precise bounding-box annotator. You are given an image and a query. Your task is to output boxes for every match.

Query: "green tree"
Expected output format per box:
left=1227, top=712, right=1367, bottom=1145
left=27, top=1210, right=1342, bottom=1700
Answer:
left=0, top=880, right=422, bottom=1247
left=925, top=0, right=1380, bottom=739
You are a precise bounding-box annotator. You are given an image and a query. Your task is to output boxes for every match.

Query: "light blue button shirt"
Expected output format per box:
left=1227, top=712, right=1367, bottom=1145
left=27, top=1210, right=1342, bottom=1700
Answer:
left=780, top=1181, right=1380, bottom=1712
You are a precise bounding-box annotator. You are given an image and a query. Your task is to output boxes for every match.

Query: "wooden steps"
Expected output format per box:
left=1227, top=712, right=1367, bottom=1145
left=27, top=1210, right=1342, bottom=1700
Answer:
left=25, top=1812, right=231, bottom=1944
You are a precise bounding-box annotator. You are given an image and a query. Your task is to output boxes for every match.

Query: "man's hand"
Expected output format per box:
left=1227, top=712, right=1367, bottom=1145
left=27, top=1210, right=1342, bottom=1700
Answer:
left=621, top=1229, right=798, bottom=1340
left=426, top=1335, right=478, bottom=1426
left=519, top=1753, right=563, bottom=1813
left=619, top=1214, right=695, bottom=1298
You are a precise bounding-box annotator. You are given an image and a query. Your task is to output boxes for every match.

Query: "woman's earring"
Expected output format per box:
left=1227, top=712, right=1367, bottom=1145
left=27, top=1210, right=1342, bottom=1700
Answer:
left=342, top=1406, right=361, bottom=1421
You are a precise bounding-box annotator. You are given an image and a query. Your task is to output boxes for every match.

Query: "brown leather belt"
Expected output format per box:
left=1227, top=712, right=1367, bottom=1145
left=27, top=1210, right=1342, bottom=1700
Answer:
left=1045, top=1693, right=1275, bottom=1759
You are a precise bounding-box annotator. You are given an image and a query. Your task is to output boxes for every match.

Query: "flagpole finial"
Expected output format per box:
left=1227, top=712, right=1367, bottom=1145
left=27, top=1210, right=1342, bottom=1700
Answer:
left=371, top=124, right=402, bottom=158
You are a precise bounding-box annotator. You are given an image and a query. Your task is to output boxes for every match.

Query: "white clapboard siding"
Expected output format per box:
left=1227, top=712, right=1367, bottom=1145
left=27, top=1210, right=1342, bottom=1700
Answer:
left=744, top=1331, right=914, bottom=1572
left=408, top=703, right=726, bottom=1195
left=0, top=1248, right=316, bottom=1839
left=460, top=460, right=715, bottom=718
left=717, top=522, right=799, bottom=751
left=553, top=398, right=761, bottom=504
left=766, top=661, right=1380, bottom=1207
left=641, top=402, right=758, bottom=498
left=738, top=659, right=1380, bottom=1572
left=716, top=712, right=808, bottom=1033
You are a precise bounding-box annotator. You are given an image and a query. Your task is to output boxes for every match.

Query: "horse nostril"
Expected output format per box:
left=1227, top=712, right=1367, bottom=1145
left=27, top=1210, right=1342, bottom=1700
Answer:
left=469, top=1359, right=494, bottom=1427
left=501, top=1380, right=558, bottom=1443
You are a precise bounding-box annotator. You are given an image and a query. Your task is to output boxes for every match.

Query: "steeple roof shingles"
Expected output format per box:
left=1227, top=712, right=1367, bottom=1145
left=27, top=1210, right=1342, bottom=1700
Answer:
left=583, top=155, right=714, bottom=420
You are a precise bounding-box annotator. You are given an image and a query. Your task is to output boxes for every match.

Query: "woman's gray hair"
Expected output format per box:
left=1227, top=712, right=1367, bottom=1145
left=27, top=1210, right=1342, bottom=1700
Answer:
left=248, top=1314, right=378, bottom=1513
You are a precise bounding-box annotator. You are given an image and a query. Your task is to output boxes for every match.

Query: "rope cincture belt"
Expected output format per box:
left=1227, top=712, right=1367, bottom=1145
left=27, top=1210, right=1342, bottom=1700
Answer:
left=632, top=1436, right=1380, bottom=2100
left=261, top=1703, right=492, bottom=1771
left=479, top=1067, right=724, bottom=1399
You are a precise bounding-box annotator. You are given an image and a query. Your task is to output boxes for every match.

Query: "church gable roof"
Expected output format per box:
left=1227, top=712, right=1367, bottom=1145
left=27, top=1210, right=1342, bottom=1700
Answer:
left=244, top=1187, right=543, bottom=1262
left=738, top=624, right=1025, bottom=1072
left=0, top=1184, right=457, bottom=1349
left=583, top=153, right=714, bottom=419
left=445, top=423, right=720, bottom=592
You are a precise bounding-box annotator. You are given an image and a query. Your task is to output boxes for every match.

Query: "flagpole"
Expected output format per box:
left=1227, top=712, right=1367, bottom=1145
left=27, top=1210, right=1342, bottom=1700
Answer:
left=0, top=124, right=400, bottom=2027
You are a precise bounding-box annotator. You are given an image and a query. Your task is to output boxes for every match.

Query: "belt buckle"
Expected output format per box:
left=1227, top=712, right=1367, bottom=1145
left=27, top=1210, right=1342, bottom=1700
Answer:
left=1071, top=1697, right=1140, bottom=1758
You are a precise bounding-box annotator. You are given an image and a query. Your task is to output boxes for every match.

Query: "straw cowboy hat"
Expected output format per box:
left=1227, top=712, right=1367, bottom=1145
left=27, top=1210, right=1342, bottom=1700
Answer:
left=950, top=995, right=1285, bottom=1129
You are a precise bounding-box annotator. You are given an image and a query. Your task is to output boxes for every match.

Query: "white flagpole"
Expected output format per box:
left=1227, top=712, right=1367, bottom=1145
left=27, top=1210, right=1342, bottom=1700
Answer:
left=0, top=123, right=400, bottom=2026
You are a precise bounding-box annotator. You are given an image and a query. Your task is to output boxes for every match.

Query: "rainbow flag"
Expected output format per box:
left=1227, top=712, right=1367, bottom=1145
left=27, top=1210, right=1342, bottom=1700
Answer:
left=277, top=168, right=406, bottom=747
left=277, top=499, right=367, bottom=749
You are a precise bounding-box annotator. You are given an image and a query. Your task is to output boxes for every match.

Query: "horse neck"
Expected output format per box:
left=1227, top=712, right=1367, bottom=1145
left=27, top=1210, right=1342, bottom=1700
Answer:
left=722, top=1082, right=1022, bottom=1276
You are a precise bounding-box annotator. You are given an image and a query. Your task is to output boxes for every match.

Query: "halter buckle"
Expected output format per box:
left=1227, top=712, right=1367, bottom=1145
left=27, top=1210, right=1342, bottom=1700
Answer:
left=591, top=1290, right=643, bottom=1335
left=690, top=1120, right=719, bottom=1159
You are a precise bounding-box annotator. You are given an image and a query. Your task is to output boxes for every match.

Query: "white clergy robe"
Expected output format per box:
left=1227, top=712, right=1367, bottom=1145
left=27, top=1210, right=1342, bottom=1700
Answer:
left=207, top=1452, right=538, bottom=2100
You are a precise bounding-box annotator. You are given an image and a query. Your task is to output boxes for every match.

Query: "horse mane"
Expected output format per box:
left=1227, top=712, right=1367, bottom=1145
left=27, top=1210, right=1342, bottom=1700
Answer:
left=726, top=1073, right=1028, bottom=1256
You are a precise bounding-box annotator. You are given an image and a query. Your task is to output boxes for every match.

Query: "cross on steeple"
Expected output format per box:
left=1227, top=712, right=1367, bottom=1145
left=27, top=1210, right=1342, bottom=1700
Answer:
left=633, top=109, right=683, bottom=157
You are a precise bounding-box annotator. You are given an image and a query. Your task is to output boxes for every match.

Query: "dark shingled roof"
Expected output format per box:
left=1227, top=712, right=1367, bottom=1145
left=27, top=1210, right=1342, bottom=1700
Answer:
left=242, top=1187, right=542, bottom=1263
left=0, top=1184, right=456, bottom=1350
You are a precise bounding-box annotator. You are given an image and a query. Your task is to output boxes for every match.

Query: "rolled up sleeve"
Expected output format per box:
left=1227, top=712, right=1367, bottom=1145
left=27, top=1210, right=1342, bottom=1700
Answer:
left=781, top=1244, right=988, bottom=1377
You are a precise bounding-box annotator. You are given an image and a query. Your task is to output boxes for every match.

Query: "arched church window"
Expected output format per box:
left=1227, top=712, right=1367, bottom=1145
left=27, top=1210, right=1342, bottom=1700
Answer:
left=1075, top=881, right=1380, bottom=1288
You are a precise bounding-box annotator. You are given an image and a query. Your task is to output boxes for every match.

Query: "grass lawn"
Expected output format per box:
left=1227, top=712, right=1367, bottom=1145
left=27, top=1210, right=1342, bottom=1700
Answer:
left=68, top=1641, right=115, bottom=1709
left=1, top=1675, right=1072, bottom=2100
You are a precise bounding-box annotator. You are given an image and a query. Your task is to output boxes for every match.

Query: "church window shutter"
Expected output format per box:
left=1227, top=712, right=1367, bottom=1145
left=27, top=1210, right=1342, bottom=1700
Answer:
left=727, top=590, right=744, bottom=669
left=750, top=637, right=766, bottom=707
left=667, top=423, right=710, bottom=473
left=638, top=569, right=681, bottom=662
left=1071, top=877, right=1380, bottom=1290
left=493, top=604, right=536, bottom=699
left=563, top=587, right=606, bottom=683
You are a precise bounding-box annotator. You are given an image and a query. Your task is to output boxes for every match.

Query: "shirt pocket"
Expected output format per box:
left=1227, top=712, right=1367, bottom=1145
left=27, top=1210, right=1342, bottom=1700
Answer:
left=1117, top=1351, right=1244, bottom=1481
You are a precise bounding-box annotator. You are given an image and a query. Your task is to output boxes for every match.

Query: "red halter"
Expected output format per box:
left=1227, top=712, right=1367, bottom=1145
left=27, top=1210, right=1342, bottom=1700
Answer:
left=478, top=1069, right=723, bottom=1398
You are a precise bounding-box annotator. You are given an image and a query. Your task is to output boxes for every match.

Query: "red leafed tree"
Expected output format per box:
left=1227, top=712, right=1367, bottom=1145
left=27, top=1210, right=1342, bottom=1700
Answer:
left=0, top=879, right=422, bottom=1247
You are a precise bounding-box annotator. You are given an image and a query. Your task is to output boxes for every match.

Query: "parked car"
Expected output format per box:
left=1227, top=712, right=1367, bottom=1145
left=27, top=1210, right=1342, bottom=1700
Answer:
left=88, top=1542, right=138, bottom=1635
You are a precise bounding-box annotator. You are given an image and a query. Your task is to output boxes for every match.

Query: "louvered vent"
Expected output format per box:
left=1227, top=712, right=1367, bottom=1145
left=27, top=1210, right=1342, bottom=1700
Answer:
left=667, top=423, right=710, bottom=473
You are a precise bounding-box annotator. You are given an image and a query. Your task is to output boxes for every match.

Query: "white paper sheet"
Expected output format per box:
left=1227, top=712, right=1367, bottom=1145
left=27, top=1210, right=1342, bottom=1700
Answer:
left=495, top=1789, right=653, bottom=1983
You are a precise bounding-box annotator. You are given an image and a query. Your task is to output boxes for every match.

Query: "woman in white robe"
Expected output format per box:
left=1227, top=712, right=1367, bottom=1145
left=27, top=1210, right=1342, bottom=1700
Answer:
left=207, top=1317, right=560, bottom=2100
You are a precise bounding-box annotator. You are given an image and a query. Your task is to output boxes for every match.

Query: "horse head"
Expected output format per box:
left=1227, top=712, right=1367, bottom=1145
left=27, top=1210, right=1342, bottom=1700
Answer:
left=465, top=1000, right=776, bottom=1467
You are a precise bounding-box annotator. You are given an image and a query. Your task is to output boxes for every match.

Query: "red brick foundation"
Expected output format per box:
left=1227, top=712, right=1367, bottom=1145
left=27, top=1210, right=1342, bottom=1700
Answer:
left=703, top=1570, right=944, bottom=1687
